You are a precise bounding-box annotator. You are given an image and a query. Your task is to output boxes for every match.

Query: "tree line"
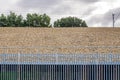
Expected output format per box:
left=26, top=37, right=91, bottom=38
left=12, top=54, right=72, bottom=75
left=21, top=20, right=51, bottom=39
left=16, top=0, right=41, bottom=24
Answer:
left=0, top=12, right=88, bottom=27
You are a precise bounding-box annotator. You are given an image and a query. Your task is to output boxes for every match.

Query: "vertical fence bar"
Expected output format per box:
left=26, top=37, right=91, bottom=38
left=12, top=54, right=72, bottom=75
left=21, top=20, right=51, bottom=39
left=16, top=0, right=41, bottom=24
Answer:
left=91, top=65, right=92, bottom=80
left=103, top=65, right=106, bottom=80
left=47, top=65, right=49, bottom=80
left=116, top=65, right=118, bottom=80
left=25, top=65, right=26, bottom=80
left=65, top=65, right=66, bottom=80
left=22, top=64, right=25, bottom=80
left=83, top=65, right=84, bottom=80
left=50, top=65, right=51, bottom=80
left=53, top=65, right=54, bottom=80
left=0, top=54, right=1, bottom=80
left=3, top=48, right=5, bottom=80
left=17, top=50, right=20, bottom=80
left=98, top=65, right=100, bottom=80
left=64, top=65, right=65, bottom=80
left=27, top=64, right=28, bottom=80
left=113, top=65, right=115, bottom=80
left=25, top=64, right=26, bottom=80
left=116, top=65, right=117, bottom=80
left=29, top=64, right=33, bottom=80
left=10, top=64, right=11, bottom=80
left=32, top=64, right=33, bottom=80
left=118, top=65, right=120, bottom=80
left=53, top=65, right=55, bottom=80
left=51, top=65, right=52, bottom=80
left=110, top=65, right=114, bottom=80
left=36, top=64, right=37, bottom=80
left=48, top=65, right=50, bottom=80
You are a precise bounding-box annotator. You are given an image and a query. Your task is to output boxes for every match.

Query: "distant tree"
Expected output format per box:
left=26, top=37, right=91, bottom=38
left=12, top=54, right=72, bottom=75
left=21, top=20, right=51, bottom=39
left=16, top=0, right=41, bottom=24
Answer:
left=32, top=13, right=40, bottom=27
left=16, top=15, right=23, bottom=27
left=0, top=14, right=7, bottom=27
left=81, top=21, right=88, bottom=27
left=54, top=16, right=88, bottom=27
left=7, top=11, right=17, bottom=27
left=6, top=12, right=24, bottom=27
left=54, top=19, right=60, bottom=27
left=26, top=13, right=33, bottom=27
left=25, top=13, right=51, bottom=27
left=22, top=20, right=27, bottom=27
left=40, top=13, right=51, bottom=27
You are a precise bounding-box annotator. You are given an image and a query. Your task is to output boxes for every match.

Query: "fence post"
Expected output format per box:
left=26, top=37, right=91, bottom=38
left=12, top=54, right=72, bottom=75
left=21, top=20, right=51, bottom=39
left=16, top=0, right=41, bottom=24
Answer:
left=17, top=49, right=21, bottom=80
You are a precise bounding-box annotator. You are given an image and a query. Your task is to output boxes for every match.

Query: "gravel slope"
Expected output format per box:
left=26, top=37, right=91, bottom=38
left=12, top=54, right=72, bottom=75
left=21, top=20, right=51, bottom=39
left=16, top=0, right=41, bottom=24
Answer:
left=0, top=27, right=120, bottom=54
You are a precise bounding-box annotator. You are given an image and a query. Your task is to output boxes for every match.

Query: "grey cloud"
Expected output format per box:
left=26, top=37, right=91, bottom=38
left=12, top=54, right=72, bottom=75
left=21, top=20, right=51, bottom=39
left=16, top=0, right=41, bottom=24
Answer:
left=77, top=0, right=100, bottom=3
left=18, top=0, right=99, bottom=9
left=18, top=0, right=61, bottom=9
left=50, top=5, right=72, bottom=15
left=83, top=7, right=97, bottom=16
left=101, top=7, right=120, bottom=26
left=50, top=0, right=98, bottom=16
left=17, top=0, right=108, bottom=27
left=87, top=7, right=120, bottom=27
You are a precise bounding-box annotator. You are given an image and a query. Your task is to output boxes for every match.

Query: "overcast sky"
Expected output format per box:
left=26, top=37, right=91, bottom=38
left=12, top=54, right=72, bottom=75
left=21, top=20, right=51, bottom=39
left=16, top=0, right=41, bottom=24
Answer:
left=0, top=0, right=120, bottom=27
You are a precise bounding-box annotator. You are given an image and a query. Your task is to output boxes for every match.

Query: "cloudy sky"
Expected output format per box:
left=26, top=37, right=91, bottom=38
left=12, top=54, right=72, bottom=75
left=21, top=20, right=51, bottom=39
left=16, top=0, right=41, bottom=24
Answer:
left=0, top=0, right=120, bottom=27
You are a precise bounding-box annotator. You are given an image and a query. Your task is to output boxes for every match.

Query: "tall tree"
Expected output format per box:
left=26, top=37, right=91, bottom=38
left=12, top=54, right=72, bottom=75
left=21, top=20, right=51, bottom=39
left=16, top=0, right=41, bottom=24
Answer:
left=32, top=13, right=41, bottom=27
left=16, top=15, right=23, bottom=27
left=25, top=13, right=51, bottom=27
left=7, top=11, right=17, bottom=27
left=26, top=13, right=33, bottom=27
left=81, top=21, right=88, bottom=27
left=0, top=14, right=7, bottom=27
left=40, top=13, right=51, bottom=27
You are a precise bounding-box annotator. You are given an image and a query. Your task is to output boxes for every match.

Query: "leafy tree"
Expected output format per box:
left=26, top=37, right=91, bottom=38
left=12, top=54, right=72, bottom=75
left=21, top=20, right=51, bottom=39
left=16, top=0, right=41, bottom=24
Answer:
left=81, top=21, right=88, bottom=27
left=40, top=13, right=51, bottom=27
left=25, top=13, right=51, bottom=27
left=0, top=14, right=7, bottom=27
left=26, top=13, right=33, bottom=27
left=54, top=16, right=88, bottom=27
left=0, top=12, right=24, bottom=27
left=0, top=12, right=88, bottom=27
left=7, top=12, right=17, bottom=27
left=22, top=20, right=27, bottom=27
left=32, top=13, right=42, bottom=27
left=54, top=19, right=60, bottom=27
left=16, top=15, right=23, bottom=27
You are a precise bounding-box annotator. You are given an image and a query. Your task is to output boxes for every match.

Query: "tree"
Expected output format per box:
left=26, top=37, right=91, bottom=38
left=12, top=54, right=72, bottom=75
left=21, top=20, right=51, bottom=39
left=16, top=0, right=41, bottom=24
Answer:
left=7, top=11, right=17, bottom=27
left=54, top=19, right=60, bottom=27
left=40, top=13, right=51, bottom=27
left=81, top=21, right=88, bottom=27
left=23, top=20, right=27, bottom=27
left=16, top=15, right=23, bottom=27
left=32, top=13, right=42, bottom=27
left=6, top=12, right=24, bottom=27
left=26, top=13, right=33, bottom=27
left=0, top=14, right=7, bottom=27
left=25, top=13, right=51, bottom=27
left=54, top=16, right=88, bottom=27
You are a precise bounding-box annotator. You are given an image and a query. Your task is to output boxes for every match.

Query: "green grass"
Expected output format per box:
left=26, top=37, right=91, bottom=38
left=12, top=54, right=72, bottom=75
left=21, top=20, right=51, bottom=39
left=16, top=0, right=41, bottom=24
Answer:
left=0, top=71, right=44, bottom=80
left=0, top=71, right=17, bottom=80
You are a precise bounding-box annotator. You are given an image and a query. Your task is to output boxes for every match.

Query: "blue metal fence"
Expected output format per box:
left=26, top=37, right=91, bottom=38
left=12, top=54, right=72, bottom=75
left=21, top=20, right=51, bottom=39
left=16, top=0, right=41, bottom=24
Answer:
left=0, top=46, right=120, bottom=80
left=0, top=65, right=120, bottom=80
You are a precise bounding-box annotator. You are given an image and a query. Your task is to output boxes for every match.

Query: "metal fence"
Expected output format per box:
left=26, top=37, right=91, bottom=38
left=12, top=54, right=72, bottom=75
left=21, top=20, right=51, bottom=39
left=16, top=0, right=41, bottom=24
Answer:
left=0, top=46, right=120, bottom=80
left=0, top=65, right=120, bottom=80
